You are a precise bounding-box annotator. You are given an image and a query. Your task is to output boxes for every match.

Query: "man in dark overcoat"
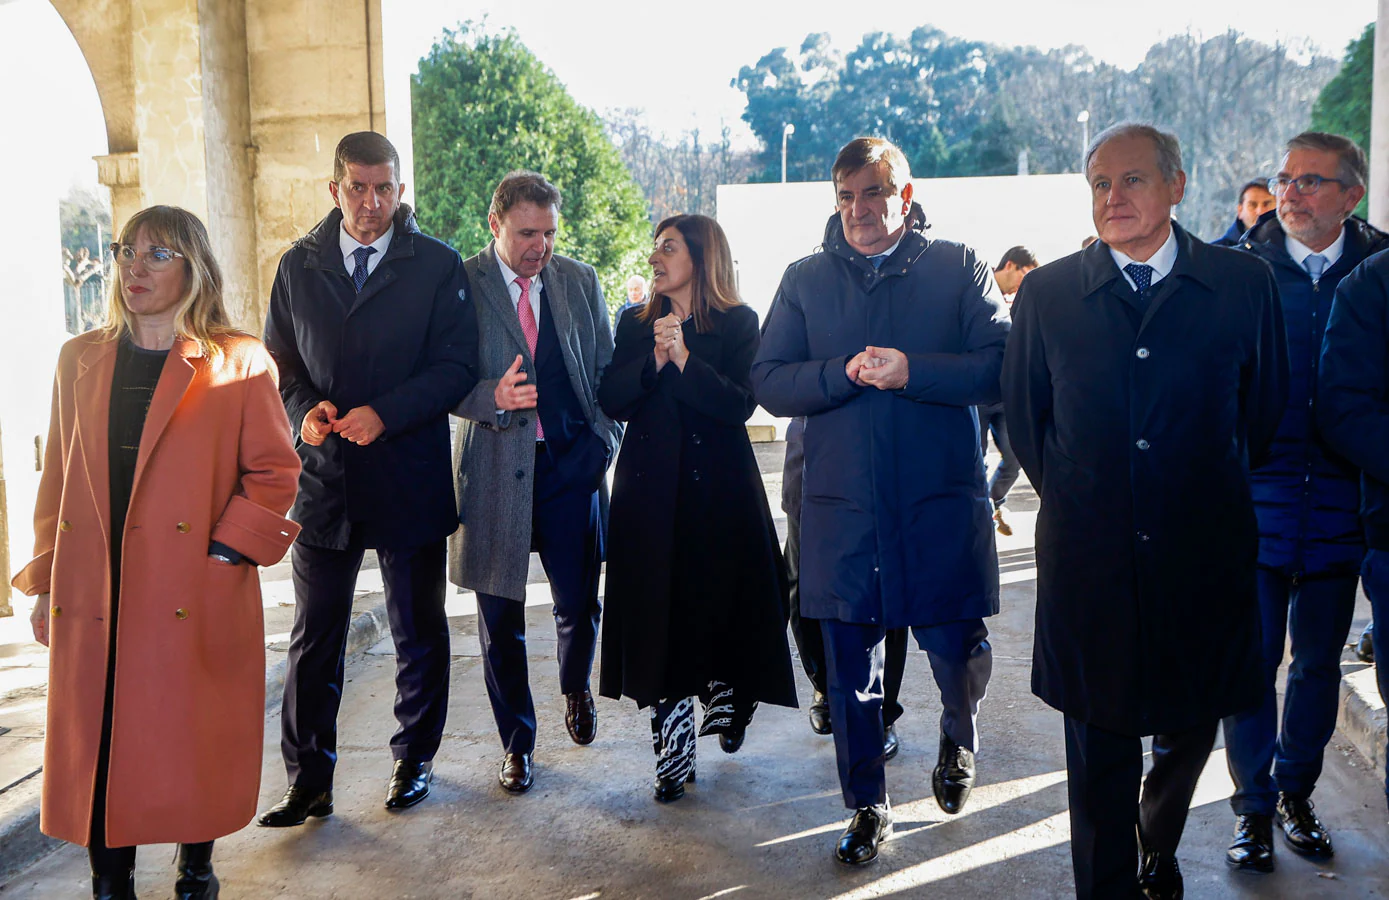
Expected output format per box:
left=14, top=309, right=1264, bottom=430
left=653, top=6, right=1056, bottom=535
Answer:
left=1002, top=123, right=1288, bottom=899
left=1318, top=246, right=1389, bottom=818
left=753, top=136, right=1009, bottom=867
left=449, top=171, right=621, bottom=795
left=1221, top=132, right=1384, bottom=872
left=259, top=132, right=478, bottom=825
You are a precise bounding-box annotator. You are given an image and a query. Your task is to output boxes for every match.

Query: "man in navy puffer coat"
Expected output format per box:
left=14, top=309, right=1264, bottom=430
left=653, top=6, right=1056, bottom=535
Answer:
left=1221, top=132, right=1386, bottom=873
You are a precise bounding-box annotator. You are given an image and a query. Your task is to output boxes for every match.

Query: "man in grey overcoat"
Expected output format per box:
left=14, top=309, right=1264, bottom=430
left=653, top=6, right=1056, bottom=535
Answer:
left=450, top=171, right=621, bottom=795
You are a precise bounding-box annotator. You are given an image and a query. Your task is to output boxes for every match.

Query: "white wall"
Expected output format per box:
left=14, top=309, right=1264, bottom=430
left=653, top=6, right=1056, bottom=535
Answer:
left=716, top=173, right=1095, bottom=432
left=0, top=0, right=107, bottom=585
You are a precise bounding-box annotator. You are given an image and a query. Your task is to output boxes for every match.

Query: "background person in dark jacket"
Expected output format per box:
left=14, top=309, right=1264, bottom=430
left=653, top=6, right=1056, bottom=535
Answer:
left=753, top=137, right=1009, bottom=868
left=1221, top=132, right=1383, bottom=873
left=1003, top=123, right=1287, bottom=900
left=783, top=416, right=909, bottom=754
left=979, top=246, right=1037, bottom=536
left=1318, top=247, right=1389, bottom=817
left=259, top=132, right=478, bottom=827
left=1213, top=180, right=1278, bottom=247
left=597, top=214, right=797, bottom=803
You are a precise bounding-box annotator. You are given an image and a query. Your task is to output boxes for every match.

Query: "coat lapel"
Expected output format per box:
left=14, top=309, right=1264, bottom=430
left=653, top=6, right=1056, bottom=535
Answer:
left=73, top=338, right=118, bottom=537
left=479, top=244, right=531, bottom=362
left=541, top=263, right=577, bottom=366
left=130, top=339, right=200, bottom=501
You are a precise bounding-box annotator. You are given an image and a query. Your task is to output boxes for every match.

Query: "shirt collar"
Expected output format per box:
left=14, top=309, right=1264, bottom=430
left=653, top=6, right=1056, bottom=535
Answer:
left=496, top=254, right=543, bottom=296
left=866, top=233, right=905, bottom=264
left=1285, top=225, right=1346, bottom=271
left=1109, top=224, right=1178, bottom=284
left=339, top=221, right=394, bottom=262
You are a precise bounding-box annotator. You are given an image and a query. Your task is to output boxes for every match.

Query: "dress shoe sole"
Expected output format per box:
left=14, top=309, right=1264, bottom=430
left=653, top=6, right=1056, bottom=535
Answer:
left=1280, top=838, right=1333, bottom=859
left=384, top=786, right=430, bottom=811
left=809, top=721, right=832, bottom=736
left=1225, top=854, right=1275, bottom=874
left=884, top=743, right=899, bottom=762
left=654, top=785, right=686, bottom=803
left=500, top=776, right=534, bottom=794
left=833, top=823, right=893, bottom=868
left=257, top=803, right=332, bottom=827
left=568, top=729, right=597, bottom=746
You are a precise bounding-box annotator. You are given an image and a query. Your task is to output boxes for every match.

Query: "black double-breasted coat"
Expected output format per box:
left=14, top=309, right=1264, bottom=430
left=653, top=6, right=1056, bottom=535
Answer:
left=1001, top=223, right=1288, bottom=737
left=596, top=302, right=797, bottom=710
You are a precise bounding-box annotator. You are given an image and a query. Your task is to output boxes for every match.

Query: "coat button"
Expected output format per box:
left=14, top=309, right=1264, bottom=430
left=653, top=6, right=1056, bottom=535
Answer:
left=59, top=520, right=72, bottom=532
left=1135, top=439, right=1150, bottom=451
left=519, top=417, right=528, bottom=427
left=51, top=606, right=62, bottom=617
left=692, top=470, right=702, bottom=481
left=175, top=608, right=189, bottom=620
left=176, top=522, right=191, bottom=533
left=1136, top=347, right=1150, bottom=359
left=515, top=469, right=525, bottom=480
left=692, top=433, right=702, bottom=445
left=1137, top=532, right=1151, bottom=542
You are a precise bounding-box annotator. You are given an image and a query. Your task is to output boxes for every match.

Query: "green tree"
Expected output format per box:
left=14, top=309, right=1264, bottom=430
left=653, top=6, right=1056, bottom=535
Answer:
left=411, top=23, right=652, bottom=310
left=1312, top=23, right=1373, bottom=218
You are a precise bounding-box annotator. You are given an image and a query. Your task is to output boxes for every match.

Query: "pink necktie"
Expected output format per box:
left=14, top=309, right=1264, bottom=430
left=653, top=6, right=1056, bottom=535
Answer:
left=515, top=276, right=544, bottom=440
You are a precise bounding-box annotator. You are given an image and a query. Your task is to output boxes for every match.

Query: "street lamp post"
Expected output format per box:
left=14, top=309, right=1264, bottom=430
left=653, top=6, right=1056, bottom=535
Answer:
left=781, top=122, right=796, bottom=183
left=1077, top=110, right=1091, bottom=173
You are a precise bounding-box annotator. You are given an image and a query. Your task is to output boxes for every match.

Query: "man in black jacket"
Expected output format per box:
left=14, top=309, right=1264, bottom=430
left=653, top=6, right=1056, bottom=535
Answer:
left=1003, top=123, right=1287, bottom=899
left=258, top=132, right=478, bottom=826
left=1212, top=180, right=1277, bottom=247
left=1318, top=246, right=1389, bottom=819
left=1222, top=132, right=1382, bottom=873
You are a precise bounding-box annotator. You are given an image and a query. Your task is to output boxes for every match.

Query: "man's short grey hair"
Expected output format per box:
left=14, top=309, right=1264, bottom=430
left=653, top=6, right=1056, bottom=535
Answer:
left=1285, top=132, right=1368, bottom=188
left=1084, top=123, right=1184, bottom=184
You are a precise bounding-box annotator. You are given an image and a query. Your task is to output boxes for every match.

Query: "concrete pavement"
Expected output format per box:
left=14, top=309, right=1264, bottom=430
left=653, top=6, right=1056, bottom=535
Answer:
left=1, top=447, right=1387, bottom=898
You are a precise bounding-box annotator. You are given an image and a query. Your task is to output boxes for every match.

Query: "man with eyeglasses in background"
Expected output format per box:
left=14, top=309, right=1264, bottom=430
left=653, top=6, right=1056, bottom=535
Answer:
left=1220, top=132, right=1386, bottom=874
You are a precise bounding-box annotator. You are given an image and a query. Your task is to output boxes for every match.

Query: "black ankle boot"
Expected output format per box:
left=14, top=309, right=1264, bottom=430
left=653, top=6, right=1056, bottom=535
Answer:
left=89, top=844, right=137, bottom=900
left=174, top=841, right=219, bottom=899
left=91, top=872, right=136, bottom=900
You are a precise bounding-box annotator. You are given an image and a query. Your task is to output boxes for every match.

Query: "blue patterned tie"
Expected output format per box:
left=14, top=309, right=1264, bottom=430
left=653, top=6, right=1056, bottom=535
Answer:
left=1124, top=263, right=1154, bottom=293
left=869, top=253, right=890, bottom=271
left=1304, top=253, right=1328, bottom=284
left=351, top=246, right=376, bottom=292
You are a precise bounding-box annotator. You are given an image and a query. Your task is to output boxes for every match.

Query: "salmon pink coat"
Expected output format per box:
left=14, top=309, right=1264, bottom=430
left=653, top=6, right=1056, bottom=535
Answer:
left=11, top=331, right=301, bottom=847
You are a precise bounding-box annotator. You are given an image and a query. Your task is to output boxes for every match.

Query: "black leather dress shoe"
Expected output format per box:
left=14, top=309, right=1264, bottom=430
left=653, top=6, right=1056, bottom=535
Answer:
left=1226, top=813, right=1274, bottom=872
left=808, top=691, right=832, bottom=735
left=653, top=766, right=697, bottom=803
left=174, top=842, right=219, bottom=899
left=499, top=752, right=534, bottom=794
left=883, top=723, right=900, bottom=762
left=1276, top=793, right=1334, bottom=857
left=256, top=785, right=333, bottom=827
left=385, top=759, right=433, bottom=810
left=719, top=726, right=746, bottom=754
left=1138, top=848, right=1183, bottom=899
left=92, top=871, right=136, bottom=900
left=1356, top=622, right=1375, bottom=664
left=566, top=690, right=597, bottom=745
left=931, top=733, right=975, bottom=815
left=834, top=804, right=893, bottom=867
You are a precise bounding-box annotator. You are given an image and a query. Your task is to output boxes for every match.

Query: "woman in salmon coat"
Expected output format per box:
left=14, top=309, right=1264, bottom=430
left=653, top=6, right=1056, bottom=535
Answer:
left=11, top=206, right=301, bottom=900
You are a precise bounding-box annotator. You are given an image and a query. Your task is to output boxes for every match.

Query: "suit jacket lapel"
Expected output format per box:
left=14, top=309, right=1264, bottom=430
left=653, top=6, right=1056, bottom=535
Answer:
left=479, top=243, right=532, bottom=363
left=74, top=338, right=118, bottom=538
left=541, top=264, right=577, bottom=371
left=131, top=339, right=199, bottom=500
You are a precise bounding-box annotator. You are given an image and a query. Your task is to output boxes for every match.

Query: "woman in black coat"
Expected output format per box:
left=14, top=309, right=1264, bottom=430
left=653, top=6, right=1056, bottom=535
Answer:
left=597, top=214, right=797, bottom=803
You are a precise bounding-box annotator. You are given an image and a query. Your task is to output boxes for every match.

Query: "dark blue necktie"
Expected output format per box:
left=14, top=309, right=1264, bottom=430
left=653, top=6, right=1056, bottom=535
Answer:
left=1124, top=263, right=1153, bottom=294
left=869, top=253, right=890, bottom=271
left=351, top=246, right=377, bottom=292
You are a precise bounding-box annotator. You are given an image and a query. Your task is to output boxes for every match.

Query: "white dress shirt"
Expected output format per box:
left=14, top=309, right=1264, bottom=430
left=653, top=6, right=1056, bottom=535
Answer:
left=339, top=222, right=393, bottom=280
left=1110, top=225, right=1179, bottom=292
left=496, top=255, right=543, bottom=329
left=1285, top=227, right=1346, bottom=274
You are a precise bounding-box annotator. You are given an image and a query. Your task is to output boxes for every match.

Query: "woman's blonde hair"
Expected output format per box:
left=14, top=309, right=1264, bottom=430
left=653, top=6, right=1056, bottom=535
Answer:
left=102, top=205, right=236, bottom=359
left=638, top=214, right=741, bottom=334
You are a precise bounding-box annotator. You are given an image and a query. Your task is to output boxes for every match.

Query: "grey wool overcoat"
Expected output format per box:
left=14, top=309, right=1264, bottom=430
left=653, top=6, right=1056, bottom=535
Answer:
left=448, top=242, right=622, bottom=601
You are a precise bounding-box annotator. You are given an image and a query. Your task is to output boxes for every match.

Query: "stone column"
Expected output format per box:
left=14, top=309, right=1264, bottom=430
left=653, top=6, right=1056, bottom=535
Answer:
left=1373, top=0, right=1389, bottom=230
left=197, top=0, right=261, bottom=330
left=96, top=151, right=143, bottom=236
left=131, top=0, right=209, bottom=219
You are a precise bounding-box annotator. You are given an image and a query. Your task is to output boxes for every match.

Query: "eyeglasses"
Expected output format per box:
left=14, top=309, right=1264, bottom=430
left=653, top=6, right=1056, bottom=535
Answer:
left=1267, top=174, right=1350, bottom=196
left=109, top=243, right=185, bottom=271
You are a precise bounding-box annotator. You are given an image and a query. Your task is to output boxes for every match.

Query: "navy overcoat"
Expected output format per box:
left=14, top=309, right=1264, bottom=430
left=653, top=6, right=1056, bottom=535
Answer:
left=1002, top=223, right=1289, bottom=737
left=1238, top=215, right=1389, bottom=577
left=751, top=212, right=1010, bottom=629
left=263, top=205, right=478, bottom=550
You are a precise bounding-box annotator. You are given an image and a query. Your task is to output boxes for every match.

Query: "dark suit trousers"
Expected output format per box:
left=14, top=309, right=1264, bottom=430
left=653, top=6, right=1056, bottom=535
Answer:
left=476, top=445, right=602, bottom=754
left=821, top=617, right=991, bottom=809
left=281, top=535, right=450, bottom=790
left=1223, top=568, right=1359, bottom=815
left=1064, top=715, right=1217, bottom=899
left=785, top=509, right=908, bottom=724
